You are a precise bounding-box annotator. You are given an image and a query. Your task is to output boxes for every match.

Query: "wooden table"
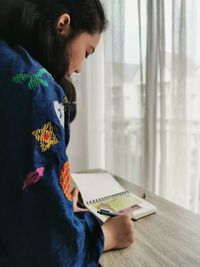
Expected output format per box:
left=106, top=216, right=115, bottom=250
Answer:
left=99, top=175, right=200, bottom=267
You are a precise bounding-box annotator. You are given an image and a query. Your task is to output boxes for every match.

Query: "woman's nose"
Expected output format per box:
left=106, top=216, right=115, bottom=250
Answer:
left=75, top=66, right=81, bottom=74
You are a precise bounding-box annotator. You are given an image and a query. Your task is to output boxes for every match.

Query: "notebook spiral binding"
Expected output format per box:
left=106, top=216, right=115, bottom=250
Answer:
left=86, top=190, right=129, bottom=205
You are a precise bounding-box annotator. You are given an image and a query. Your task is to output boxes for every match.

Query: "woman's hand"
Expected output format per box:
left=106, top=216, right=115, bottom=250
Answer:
left=101, top=213, right=134, bottom=251
left=71, top=187, right=134, bottom=250
left=71, top=187, right=89, bottom=213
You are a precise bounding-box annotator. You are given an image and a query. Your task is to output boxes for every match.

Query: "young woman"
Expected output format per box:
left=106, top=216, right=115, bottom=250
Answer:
left=0, top=0, right=134, bottom=266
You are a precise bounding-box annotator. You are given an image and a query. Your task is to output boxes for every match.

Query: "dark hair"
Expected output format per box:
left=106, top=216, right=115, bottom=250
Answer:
left=0, top=0, right=107, bottom=81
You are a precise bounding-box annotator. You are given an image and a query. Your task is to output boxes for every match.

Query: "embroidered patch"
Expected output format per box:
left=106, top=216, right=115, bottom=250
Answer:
left=23, top=167, right=44, bottom=190
left=63, top=96, right=68, bottom=112
left=54, top=101, right=65, bottom=127
left=64, top=96, right=68, bottom=104
left=32, top=122, right=59, bottom=152
left=12, top=68, right=52, bottom=90
left=59, top=161, right=72, bottom=200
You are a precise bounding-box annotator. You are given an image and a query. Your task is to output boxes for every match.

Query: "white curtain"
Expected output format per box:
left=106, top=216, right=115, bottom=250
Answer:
left=101, top=0, right=127, bottom=178
left=68, top=0, right=200, bottom=214
left=67, top=39, right=105, bottom=171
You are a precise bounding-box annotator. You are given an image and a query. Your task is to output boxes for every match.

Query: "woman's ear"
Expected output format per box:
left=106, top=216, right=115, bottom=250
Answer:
left=57, top=13, right=71, bottom=37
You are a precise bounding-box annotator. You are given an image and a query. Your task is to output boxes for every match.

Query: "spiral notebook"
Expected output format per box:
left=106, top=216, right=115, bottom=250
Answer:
left=72, top=173, right=157, bottom=222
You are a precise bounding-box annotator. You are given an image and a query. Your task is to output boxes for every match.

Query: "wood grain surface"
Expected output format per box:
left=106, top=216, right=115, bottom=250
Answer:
left=99, top=175, right=200, bottom=267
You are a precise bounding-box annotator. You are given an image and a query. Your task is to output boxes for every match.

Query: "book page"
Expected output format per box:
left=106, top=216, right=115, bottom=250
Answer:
left=71, top=173, right=125, bottom=203
left=93, top=193, right=142, bottom=212
left=89, top=192, right=157, bottom=222
left=72, top=172, right=157, bottom=222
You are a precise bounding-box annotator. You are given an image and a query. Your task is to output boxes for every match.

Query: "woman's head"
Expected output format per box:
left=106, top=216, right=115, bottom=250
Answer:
left=56, top=13, right=101, bottom=77
left=56, top=0, right=107, bottom=34
left=0, top=0, right=107, bottom=81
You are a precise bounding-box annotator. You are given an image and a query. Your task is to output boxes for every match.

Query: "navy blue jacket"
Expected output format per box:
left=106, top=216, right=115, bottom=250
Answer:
left=0, top=39, right=104, bottom=267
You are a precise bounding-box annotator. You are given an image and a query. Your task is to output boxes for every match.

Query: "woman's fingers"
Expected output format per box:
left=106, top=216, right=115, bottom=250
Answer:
left=71, top=187, right=79, bottom=205
left=71, top=187, right=89, bottom=212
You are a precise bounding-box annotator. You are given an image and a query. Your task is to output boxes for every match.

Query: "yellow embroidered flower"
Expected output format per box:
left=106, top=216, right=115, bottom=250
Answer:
left=32, top=122, right=58, bottom=152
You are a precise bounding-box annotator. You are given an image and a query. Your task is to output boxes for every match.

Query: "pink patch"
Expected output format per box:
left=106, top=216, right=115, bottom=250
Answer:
left=23, top=167, right=45, bottom=190
left=37, top=167, right=44, bottom=176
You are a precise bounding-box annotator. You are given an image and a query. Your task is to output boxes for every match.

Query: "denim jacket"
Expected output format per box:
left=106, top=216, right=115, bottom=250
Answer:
left=0, top=39, right=104, bottom=267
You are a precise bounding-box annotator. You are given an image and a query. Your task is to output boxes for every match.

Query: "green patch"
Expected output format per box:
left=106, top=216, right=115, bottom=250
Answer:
left=12, top=68, right=52, bottom=90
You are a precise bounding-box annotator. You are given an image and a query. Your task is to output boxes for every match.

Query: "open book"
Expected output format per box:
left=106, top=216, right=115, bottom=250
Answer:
left=71, top=173, right=157, bottom=222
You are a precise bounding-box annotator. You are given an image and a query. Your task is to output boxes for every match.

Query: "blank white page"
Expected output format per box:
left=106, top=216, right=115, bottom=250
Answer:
left=71, top=173, right=125, bottom=203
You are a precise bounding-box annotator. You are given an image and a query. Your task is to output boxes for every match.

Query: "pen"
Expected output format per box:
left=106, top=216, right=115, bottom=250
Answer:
left=142, top=193, right=146, bottom=199
left=97, top=209, right=119, bottom=217
left=97, top=209, right=138, bottom=221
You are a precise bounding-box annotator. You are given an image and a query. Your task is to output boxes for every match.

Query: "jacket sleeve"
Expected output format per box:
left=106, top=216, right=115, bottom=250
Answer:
left=0, top=73, right=104, bottom=267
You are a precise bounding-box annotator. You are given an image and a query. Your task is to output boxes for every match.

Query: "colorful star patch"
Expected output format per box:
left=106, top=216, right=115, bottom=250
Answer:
left=59, top=161, right=72, bottom=200
left=32, top=122, right=59, bottom=152
left=12, top=68, right=52, bottom=90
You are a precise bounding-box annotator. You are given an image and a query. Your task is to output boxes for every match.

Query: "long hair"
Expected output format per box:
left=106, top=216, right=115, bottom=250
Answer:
left=0, top=0, right=107, bottom=82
